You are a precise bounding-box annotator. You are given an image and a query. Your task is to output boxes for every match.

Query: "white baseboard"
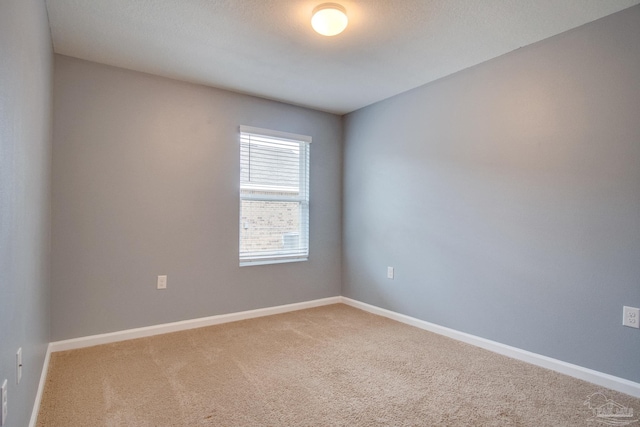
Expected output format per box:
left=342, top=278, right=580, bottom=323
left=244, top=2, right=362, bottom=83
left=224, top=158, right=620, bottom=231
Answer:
left=29, top=343, right=52, bottom=427
left=35, top=293, right=639, bottom=427
left=340, top=297, right=640, bottom=398
left=49, top=296, right=342, bottom=353
left=32, top=297, right=339, bottom=424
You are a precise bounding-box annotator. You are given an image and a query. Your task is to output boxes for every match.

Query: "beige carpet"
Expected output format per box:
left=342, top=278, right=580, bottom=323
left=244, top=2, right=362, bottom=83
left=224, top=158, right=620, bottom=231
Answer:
left=38, top=304, right=639, bottom=426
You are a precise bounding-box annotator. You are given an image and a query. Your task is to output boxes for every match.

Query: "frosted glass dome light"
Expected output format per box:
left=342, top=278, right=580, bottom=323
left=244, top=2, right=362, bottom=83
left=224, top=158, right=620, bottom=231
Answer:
left=312, top=3, right=348, bottom=36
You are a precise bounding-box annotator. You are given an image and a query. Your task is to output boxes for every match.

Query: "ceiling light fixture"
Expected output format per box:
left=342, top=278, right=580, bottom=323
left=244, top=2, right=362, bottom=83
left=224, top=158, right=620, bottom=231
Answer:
left=311, top=3, right=348, bottom=36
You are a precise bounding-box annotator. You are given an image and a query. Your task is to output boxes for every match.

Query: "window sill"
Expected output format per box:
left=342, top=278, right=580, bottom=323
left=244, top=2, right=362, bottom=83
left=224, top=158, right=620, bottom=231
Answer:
left=239, top=257, right=308, bottom=267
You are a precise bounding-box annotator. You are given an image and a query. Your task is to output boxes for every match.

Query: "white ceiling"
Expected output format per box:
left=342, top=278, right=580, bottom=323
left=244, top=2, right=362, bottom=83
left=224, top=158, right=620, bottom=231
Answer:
left=46, top=0, right=640, bottom=114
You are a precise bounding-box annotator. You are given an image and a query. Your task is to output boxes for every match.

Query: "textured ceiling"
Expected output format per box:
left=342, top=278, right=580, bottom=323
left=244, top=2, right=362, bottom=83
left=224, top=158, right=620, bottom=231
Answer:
left=46, top=0, right=640, bottom=114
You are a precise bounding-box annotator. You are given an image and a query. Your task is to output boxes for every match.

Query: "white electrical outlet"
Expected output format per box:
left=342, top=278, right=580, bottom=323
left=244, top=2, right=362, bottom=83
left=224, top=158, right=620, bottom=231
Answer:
left=157, top=275, right=167, bottom=290
left=387, top=266, right=394, bottom=279
left=623, top=306, right=640, bottom=329
left=16, top=348, right=22, bottom=384
left=1, top=379, right=7, bottom=426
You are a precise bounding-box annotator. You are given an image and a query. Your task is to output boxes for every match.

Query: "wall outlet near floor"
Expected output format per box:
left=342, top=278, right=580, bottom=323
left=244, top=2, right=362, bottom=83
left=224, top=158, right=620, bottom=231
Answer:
left=16, top=348, right=22, bottom=384
left=1, top=379, right=7, bottom=426
left=157, top=275, right=167, bottom=290
left=623, top=306, right=639, bottom=328
left=387, top=266, right=394, bottom=280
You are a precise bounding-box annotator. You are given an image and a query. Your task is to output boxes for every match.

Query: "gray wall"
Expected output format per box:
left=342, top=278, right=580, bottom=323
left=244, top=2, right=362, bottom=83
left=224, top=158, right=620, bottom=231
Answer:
left=0, top=0, right=53, bottom=425
left=343, top=6, right=640, bottom=383
left=51, top=56, right=342, bottom=341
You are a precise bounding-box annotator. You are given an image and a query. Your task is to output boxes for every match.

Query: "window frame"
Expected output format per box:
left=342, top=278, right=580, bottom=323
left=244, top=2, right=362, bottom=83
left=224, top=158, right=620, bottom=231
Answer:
left=239, top=125, right=311, bottom=267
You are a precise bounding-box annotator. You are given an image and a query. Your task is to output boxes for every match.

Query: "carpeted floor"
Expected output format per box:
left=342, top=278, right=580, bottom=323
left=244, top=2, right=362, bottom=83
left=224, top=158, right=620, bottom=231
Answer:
left=38, top=304, right=639, bottom=426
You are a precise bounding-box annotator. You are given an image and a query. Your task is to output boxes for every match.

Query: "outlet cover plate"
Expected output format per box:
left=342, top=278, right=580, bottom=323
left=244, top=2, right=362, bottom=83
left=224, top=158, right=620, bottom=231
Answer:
left=623, top=306, right=640, bottom=328
left=387, top=266, right=394, bottom=279
left=157, top=275, right=167, bottom=290
left=16, top=348, right=22, bottom=384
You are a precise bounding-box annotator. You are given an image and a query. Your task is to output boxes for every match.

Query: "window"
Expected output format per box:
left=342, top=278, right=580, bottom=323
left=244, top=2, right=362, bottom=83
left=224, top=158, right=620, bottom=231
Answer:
left=239, top=126, right=311, bottom=266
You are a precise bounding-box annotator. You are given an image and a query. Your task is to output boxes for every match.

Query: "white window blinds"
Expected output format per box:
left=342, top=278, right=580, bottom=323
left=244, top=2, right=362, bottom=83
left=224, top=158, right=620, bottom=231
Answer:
left=239, top=126, right=311, bottom=266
